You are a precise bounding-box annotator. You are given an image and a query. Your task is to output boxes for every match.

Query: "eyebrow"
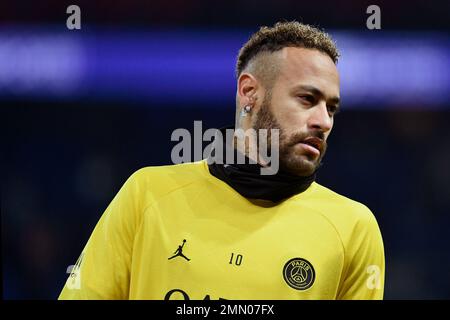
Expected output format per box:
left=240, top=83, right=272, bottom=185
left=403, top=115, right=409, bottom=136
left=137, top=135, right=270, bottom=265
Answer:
left=293, top=84, right=341, bottom=108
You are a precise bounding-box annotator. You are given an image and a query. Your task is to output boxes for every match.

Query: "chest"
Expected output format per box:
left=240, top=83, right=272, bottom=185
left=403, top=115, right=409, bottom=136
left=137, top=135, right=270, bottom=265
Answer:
left=130, top=195, right=344, bottom=299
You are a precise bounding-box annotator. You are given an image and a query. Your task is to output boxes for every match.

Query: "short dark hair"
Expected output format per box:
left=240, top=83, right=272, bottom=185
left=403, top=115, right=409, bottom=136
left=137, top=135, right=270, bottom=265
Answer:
left=236, top=21, right=339, bottom=78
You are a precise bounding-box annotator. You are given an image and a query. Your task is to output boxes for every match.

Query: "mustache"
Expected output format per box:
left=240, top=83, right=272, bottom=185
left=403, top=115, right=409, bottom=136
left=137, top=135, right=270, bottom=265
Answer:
left=286, top=131, right=327, bottom=152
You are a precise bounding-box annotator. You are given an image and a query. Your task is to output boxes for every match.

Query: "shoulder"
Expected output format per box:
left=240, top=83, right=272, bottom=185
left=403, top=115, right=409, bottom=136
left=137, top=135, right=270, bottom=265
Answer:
left=305, top=182, right=381, bottom=236
left=125, top=160, right=208, bottom=199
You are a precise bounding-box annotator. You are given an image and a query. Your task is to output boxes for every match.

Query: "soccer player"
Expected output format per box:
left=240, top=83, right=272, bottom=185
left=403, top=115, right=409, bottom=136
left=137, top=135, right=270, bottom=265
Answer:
left=59, top=21, right=385, bottom=300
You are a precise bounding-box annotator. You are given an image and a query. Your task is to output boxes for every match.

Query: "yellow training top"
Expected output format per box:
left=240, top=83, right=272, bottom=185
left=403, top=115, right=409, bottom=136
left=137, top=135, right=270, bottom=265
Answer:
left=59, top=160, right=385, bottom=300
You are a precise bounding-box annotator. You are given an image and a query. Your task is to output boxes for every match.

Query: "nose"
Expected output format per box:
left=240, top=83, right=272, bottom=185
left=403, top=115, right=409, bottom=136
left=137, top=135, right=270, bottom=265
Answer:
left=307, top=101, right=332, bottom=133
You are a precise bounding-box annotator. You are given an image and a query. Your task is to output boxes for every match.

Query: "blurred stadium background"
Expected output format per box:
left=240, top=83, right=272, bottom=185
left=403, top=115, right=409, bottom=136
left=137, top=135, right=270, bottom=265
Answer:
left=1, top=0, right=450, bottom=299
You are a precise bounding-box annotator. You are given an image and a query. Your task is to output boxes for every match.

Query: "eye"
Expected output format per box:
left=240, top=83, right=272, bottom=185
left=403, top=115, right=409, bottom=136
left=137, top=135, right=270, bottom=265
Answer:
left=298, top=95, right=315, bottom=105
left=327, top=105, right=339, bottom=116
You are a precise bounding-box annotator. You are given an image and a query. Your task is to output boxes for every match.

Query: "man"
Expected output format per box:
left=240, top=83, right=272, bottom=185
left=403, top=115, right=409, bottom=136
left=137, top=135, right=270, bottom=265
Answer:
left=59, top=21, right=385, bottom=300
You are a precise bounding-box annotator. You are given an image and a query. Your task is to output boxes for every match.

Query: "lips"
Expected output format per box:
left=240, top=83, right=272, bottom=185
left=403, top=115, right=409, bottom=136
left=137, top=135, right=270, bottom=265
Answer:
left=301, top=136, right=323, bottom=153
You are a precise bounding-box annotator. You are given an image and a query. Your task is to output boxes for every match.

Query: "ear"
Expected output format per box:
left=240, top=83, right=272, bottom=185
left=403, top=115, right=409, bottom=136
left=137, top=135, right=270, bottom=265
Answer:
left=237, top=73, right=259, bottom=107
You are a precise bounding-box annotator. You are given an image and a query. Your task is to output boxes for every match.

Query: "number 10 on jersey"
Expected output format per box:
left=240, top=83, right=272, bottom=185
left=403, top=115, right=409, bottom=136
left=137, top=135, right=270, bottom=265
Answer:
left=229, top=253, right=243, bottom=266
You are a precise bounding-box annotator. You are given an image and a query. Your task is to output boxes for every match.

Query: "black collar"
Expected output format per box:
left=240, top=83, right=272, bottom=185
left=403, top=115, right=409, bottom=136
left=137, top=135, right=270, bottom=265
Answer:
left=207, top=126, right=316, bottom=203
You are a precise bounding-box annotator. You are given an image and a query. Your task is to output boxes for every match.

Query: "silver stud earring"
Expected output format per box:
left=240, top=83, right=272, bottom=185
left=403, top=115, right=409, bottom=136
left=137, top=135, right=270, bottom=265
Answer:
left=240, top=105, right=252, bottom=117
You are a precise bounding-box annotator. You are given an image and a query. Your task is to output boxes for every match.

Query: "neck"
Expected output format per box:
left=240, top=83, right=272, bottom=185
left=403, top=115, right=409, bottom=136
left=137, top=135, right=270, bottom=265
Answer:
left=232, top=135, right=271, bottom=168
left=208, top=125, right=317, bottom=203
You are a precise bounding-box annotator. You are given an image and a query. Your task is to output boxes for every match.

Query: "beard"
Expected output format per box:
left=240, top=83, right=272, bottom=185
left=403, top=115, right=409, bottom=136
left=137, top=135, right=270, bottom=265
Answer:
left=252, top=92, right=327, bottom=177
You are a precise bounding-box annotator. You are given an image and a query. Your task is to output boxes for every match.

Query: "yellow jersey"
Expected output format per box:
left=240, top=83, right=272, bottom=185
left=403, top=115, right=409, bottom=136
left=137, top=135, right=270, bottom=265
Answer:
left=59, top=160, right=385, bottom=300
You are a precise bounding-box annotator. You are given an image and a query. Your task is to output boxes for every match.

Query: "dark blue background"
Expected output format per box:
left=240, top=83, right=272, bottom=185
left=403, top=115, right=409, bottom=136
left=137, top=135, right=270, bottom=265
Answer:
left=2, top=0, right=450, bottom=299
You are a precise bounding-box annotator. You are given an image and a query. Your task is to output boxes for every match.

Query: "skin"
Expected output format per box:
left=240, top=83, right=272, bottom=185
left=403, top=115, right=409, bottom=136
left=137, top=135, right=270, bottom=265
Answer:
left=235, top=47, right=340, bottom=177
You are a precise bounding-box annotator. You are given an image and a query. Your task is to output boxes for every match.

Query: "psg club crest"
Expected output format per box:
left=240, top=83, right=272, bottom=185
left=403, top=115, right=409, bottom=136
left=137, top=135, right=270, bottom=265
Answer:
left=283, top=258, right=315, bottom=290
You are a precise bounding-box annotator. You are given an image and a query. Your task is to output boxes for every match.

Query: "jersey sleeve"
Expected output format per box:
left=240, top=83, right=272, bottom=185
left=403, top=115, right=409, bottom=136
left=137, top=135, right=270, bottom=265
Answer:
left=337, top=206, right=385, bottom=300
left=59, top=170, right=145, bottom=300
